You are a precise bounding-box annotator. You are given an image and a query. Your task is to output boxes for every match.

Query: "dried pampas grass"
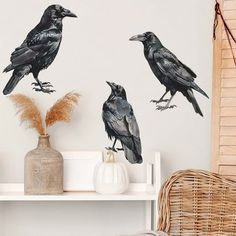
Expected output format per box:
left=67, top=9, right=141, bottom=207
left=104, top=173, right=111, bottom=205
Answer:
left=9, top=94, right=45, bottom=135
left=9, top=92, right=80, bottom=135
left=45, top=92, right=80, bottom=128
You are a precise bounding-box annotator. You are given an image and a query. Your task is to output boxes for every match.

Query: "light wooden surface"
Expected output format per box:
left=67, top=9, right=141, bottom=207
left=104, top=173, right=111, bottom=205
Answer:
left=212, top=0, right=236, bottom=178
left=212, top=0, right=223, bottom=173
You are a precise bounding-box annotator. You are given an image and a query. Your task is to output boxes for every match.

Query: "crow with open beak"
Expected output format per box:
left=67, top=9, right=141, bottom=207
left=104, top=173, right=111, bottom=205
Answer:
left=102, top=81, right=143, bottom=164
left=130, top=32, right=208, bottom=116
left=3, top=5, right=77, bottom=95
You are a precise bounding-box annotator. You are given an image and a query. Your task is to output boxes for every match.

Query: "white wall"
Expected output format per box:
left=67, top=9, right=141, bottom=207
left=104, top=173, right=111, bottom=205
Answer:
left=0, top=203, right=3, bottom=235
left=0, top=0, right=213, bottom=235
left=1, top=202, right=145, bottom=236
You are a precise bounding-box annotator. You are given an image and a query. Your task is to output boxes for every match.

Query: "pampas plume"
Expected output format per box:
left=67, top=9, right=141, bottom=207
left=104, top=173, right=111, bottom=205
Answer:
left=45, top=92, right=80, bottom=128
left=9, top=94, right=45, bottom=135
left=9, top=92, right=79, bottom=136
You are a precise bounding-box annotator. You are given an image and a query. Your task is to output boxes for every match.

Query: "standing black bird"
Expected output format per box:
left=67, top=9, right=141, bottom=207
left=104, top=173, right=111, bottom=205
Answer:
left=102, top=82, right=143, bottom=164
left=129, top=32, right=208, bottom=116
left=3, top=5, right=77, bottom=95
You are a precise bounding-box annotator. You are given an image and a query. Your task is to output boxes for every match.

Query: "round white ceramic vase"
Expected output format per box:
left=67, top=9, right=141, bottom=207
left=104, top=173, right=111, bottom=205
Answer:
left=94, top=151, right=129, bottom=194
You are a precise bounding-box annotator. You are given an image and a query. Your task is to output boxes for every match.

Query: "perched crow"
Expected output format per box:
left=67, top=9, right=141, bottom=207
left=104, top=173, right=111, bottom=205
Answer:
left=102, top=82, right=143, bottom=164
left=130, top=32, right=208, bottom=116
left=3, top=5, right=77, bottom=95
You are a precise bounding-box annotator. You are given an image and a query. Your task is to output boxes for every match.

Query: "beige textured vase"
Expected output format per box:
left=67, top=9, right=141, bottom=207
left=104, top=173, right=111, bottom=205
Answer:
left=24, top=135, right=63, bottom=195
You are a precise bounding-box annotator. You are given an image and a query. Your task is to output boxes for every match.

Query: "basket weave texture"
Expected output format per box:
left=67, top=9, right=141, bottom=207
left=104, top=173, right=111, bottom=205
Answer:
left=158, top=169, right=236, bottom=235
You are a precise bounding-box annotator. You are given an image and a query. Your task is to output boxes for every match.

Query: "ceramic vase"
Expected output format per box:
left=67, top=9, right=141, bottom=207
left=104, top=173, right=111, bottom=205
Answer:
left=24, top=135, right=63, bottom=195
left=94, top=151, right=129, bottom=194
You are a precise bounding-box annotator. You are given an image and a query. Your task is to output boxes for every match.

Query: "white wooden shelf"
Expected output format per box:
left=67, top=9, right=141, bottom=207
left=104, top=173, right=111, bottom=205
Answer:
left=0, top=183, right=156, bottom=201
left=0, top=153, right=161, bottom=231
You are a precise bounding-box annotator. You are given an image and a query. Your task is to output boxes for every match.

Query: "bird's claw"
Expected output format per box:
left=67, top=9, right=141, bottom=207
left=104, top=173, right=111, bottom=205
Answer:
left=155, top=105, right=177, bottom=111
left=32, top=81, right=55, bottom=93
left=150, top=99, right=169, bottom=104
left=32, top=87, right=56, bottom=94
left=31, top=82, right=53, bottom=88
left=42, top=82, right=51, bottom=85
left=105, top=147, right=117, bottom=152
left=169, top=105, right=177, bottom=109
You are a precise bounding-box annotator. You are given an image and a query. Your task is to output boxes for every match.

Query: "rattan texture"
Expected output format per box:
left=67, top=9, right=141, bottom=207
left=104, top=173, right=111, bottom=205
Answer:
left=158, top=169, right=236, bottom=235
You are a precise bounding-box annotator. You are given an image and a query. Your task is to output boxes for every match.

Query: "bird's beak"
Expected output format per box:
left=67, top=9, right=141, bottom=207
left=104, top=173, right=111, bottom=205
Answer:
left=106, top=81, right=116, bottom=90
left=62, top=8, right=77, bottom=17
left=129, top=34, right=146, bottom=42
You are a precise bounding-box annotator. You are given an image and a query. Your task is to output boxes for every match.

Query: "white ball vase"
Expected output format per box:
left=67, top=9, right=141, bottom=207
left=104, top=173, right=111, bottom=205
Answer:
left=94, top=151, right=129, bottom=194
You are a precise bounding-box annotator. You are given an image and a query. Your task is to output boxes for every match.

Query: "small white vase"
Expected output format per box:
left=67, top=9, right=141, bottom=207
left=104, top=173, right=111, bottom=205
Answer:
left=94, top=151, right=129, bottom=194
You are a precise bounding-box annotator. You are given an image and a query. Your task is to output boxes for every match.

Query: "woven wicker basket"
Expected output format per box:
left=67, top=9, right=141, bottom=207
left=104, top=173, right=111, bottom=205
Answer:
left=158, top=169, right=236, bottom=235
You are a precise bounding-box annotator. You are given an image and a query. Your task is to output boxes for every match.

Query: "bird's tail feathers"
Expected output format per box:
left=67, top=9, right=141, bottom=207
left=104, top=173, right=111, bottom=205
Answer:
left=3, top=75, right=22, bottom=95
left=123, top=145, right=143, bottom=164
left=3, top=64, right=14, bottom=73
left=187, top=89, right=203, bottom=117
left=3, top=66, right=30, bottom=95
left=191, top=82, right=208, bottom=98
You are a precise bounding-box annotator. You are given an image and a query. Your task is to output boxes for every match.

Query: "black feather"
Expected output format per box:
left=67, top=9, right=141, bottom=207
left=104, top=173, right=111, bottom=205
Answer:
left=187, top=89, right=203, bottom=117
left=3, top=66, right=31, bottom=95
